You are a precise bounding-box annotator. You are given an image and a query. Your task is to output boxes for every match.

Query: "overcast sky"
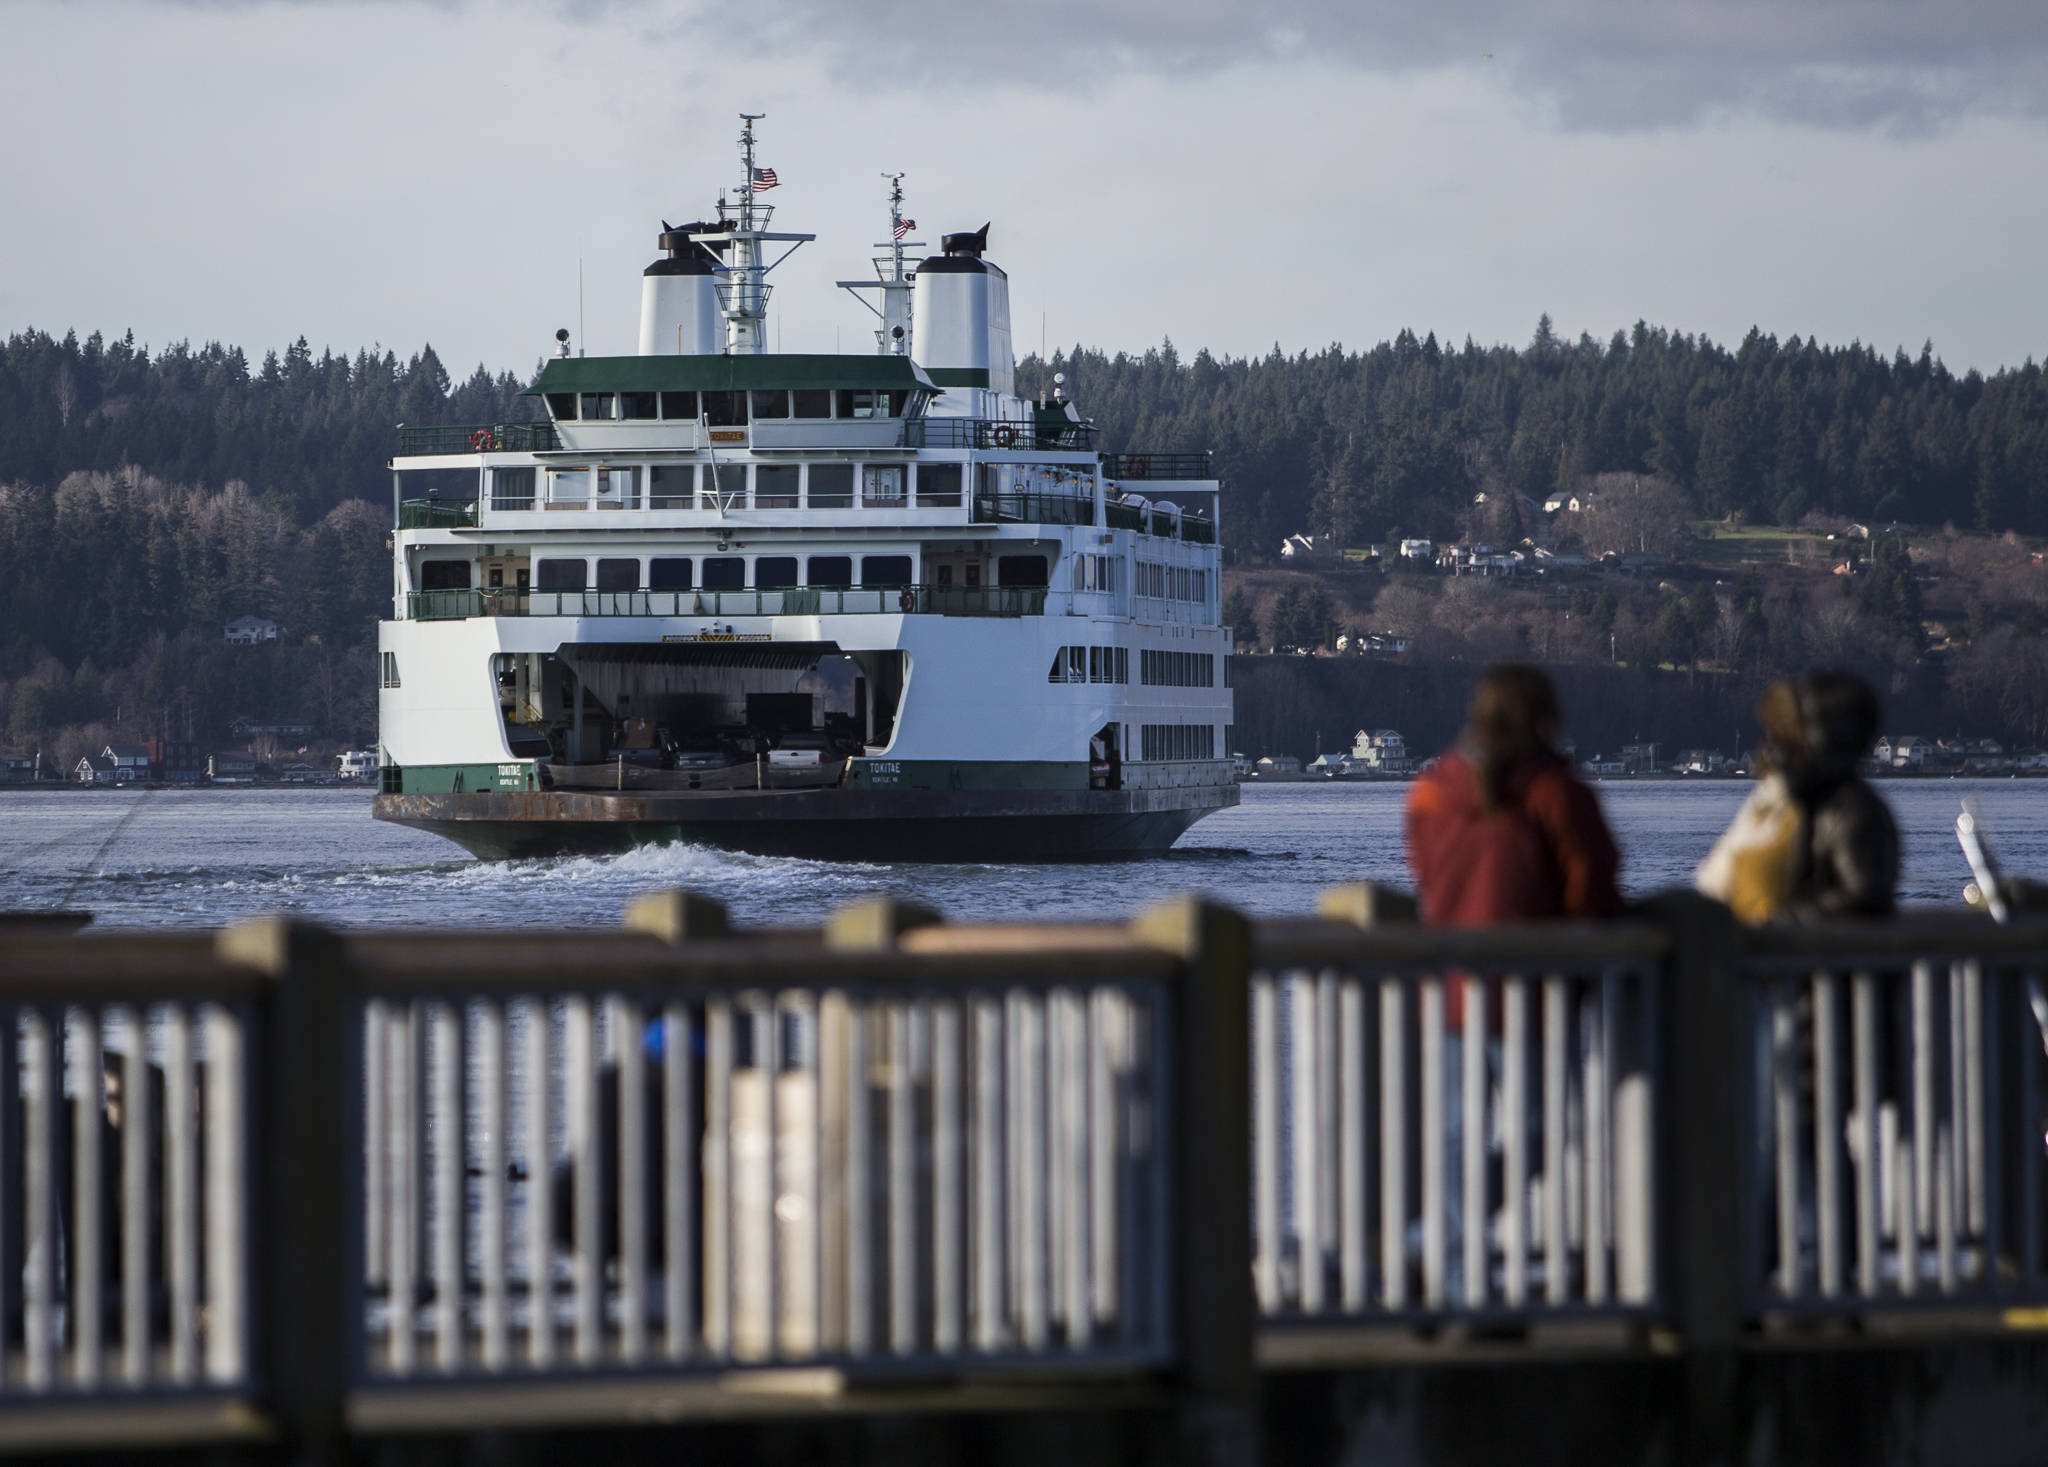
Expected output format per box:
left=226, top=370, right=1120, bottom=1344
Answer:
left=4, top=0, right=2045, bottom=377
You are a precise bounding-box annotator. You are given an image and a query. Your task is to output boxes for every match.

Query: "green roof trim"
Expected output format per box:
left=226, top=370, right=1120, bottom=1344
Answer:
left=925, top=367, right=990, bottom=388
left=524, top=353, right=940, bottom=396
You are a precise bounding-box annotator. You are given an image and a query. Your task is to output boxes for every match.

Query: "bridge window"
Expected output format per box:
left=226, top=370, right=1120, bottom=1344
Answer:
left=596, top=558, right=639, bottom=591
left=535, top=558, right=587, bottom=591
left=754, top=556, right=798, bottom=589
left=381, top=652, right=400, bottom=688
left=861, top=555, right=912, bottom=588
left=792, top=388, right=831, bottom=418
left=701, top=391, right=747, bottom=427
left=807, top=464, right=853, bottom=508
left=998, top=554, right=1049, bottom=587
left=916, top=463, right=963, bottom=508
left=751, top=389, right=790, bottom=420
left=650, top=557, right=693, bottom=590
left=755, top=465, right=799, bottom=508
left=861, top=465, right=905, bottom=507
left=701, top=557, right=745, bottom=590
left=579, top=393, right=618, bottom=421
left=544, top=393, right=577, bottom=420
left=837, top=389, right=879, bottom=419
left=659, top=390, right=697, bottom=420
left=491, top=467, right=535, bottom=510
left=807, top=555, right=853, bottom=587
left=649, top=465, right=694, bottom=508
left=418, top=560, right=470, bottom=591
left=620, top=392, right=657, bottom=420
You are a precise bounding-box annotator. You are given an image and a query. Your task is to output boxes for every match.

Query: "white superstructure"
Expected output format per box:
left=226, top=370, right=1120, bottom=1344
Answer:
left=374, top=117, right=1234, bottom=860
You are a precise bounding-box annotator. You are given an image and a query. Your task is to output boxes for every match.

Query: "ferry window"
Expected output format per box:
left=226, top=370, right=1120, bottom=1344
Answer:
left=701, top=557, right=745, bottom=590
left=491, top=467, right=535, bottom=510
left=754, top=464, right=799, bottom=508
left=419, top=560, right=471, bottom=591
left=915, top=464, right=963, bottom=508
left=659, top=390, right=697, bottom=420
left=860, top=555, right=913, bottom=588
left=886, top=390, right=910, bottom=417
left=649, top=557, right=693, bottom=590
left=381, top=652, right=400, bottom=688
left=807, top=555, right=853, bottom=587
left=546, top=466, right=589, bottom=504
left=596, top=558, right=639, bottom=591
left=837, top=389, right=878, bottom=419
left=703, top=462, right=742, bottom=507
left=598, top=466, right=640, bottom=505
left=579, top=393, right=619, bottom=421
left=545, top=392, right=578, bottom=420
left=792, top=388, right=831, bottom=418
left=754, top=556, right=798, bottom=589
left=701, top=391, right=748, bottom=427
left=998, top=554, right=1049, bottom=587
left=535, top=558, right=587, bottom=591
left=807, top=464, right=853, bottom=508
left=751, top=390, right=790, bottom=420
left=620, top=392, right=658, bottom=420
left=861, top=465, right=905, bottom=507
left=649, top=465, right=694, bottom=508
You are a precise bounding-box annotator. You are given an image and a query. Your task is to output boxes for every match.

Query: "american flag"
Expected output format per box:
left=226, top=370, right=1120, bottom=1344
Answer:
left=751, top=166, right=779, bottom=191
left=893, top=217, right=915, bottom=241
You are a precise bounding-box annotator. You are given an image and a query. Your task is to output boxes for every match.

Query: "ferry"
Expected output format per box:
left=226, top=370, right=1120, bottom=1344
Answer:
left=372, top=116, right=1235, bottom=861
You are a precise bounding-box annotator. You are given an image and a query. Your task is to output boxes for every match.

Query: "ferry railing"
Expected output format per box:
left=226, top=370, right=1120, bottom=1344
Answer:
left=1101, top=452, right=1212, bottom=481
left=397, top=422, right=560, bottom=456
left=972, top=492, right=1096, bottom=528
left=397, top=498, right=479, bottom=530
left=1247, top=897, right=1665, bottom=1349
left=0, top=932, right=271, bottom=1452
left=1740, top=916, right=2048, bottom=1322
left=405, top=584, right=1047, bottom=621
left=342, top=900, right=1186, bottom=1428
left=911, top=419, right=1101, bottom=452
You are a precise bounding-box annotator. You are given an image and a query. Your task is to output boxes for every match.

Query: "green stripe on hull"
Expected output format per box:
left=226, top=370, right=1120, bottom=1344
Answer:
left=389, top=762, right=539, bottom=794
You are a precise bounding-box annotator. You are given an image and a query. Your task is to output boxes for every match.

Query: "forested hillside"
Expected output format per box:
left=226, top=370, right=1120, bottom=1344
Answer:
left=3, top=319, right=2046, bottom=768
left=1029, top=320, right=2048, bottom=561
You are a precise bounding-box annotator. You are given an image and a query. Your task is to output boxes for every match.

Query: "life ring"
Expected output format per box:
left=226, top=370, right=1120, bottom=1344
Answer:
left=991, top=424, right=1017, bottom=448
left=470, top=429, right=496, bottom=452
left=897, top=588, right=916, bottom=613
left=1127, top=455, right=1149, bottom=478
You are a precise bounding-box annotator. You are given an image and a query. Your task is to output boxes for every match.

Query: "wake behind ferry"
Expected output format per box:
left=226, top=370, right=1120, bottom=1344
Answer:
left=372, top=117, right=1235, bottom=861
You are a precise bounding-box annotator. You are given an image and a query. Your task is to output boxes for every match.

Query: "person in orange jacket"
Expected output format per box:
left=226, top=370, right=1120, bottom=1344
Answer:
left=1407, top=663, right=1621, bottom=937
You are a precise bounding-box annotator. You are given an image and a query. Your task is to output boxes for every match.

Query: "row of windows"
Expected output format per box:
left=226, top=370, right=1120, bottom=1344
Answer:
left=1070, top=552, right=1123, bottom=593
left=546, top=388, right=920, bottom=425
left=1140, top=650, right=1216, bottom=687
left=1048, top=646, right=1130, bottom=685
left=1139, top=724, right=1217, bottom=761
left=527, top=554, right=917, bottom=592
left=420, top=551, right=1053, bottom=595
left=1136, top=561, right=1210, bottom=602
left=494, top=463, right=962, bottom=511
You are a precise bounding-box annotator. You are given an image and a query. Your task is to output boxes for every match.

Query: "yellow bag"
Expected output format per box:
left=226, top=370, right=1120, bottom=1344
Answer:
left=1695, top=775, right=1803, bottom=925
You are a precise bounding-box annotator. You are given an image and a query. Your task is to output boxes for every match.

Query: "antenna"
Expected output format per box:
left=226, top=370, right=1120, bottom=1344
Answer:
left=577, top=246, right=585, bottom=358
left=836, top=172, right=920, bottom=356
left=698, top=112, right=813, bottom=354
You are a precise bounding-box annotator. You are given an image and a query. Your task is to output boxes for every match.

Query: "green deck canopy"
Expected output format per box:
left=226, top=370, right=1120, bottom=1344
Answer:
left=524, top=353, right=941, bottom=396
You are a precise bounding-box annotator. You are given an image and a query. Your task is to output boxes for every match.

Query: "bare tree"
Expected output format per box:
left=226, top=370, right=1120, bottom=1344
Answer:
left=1577, top=474, right=1696, bottom=558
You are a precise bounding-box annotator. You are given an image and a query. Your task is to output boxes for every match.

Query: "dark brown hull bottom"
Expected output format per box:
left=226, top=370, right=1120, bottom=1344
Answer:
left=373, top=784, right=1238, bottom=862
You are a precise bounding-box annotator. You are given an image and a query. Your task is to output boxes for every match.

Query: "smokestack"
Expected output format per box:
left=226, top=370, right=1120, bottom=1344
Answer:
left=638, top=221, right=724, bottom=355
left=911, top=223, right=1014, bottom=395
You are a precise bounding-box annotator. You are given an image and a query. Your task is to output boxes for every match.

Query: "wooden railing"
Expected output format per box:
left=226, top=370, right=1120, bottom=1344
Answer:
left=4, top=893, right=2048, bottom=1455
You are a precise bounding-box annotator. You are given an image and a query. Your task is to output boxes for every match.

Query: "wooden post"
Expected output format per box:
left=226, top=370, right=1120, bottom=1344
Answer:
left=217, top=918, right=352, bottom=1465
left=1317, top=881, right=1419, bottom=927
left=1642, top=891, right=1746, bottom=1467
left=625, top=890, right=732, bottom=943
left=824, top=897, right=942, bottom=952
left=1130, top=896, right=1259, bottom=1467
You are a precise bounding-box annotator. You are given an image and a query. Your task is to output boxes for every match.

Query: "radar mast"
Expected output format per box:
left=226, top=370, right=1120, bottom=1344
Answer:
left=697, top=113, right=813, bottom=354
left=837, top=173, right=922, bottom=356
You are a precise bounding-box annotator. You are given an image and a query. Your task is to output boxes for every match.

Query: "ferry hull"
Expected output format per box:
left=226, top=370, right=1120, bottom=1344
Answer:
left=373, top=783, right=1237, bottom=863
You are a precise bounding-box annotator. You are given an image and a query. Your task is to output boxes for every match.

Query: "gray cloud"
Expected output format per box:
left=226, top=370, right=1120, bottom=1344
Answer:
left=626, top=0, right=2048, bottom=132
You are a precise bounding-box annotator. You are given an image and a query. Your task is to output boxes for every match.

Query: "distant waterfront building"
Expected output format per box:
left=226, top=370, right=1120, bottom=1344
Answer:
left=1398, top=539, right=1434, bottom=561
left=224, top=615, right=281, bottom=646
left=1255, top=755, right=1304, bottom=777
left=337, top=749, right=378, bottom=781
left=74, top=754, right=119, bottom=784
left=1620, top=742, right=1661, bottom=775
left=1347, top=729, right=1414, bottom=774
left=0, top=754, right=39, bottom=784
left=143, top=738, right=204, bottom=782
left=208, top=752, right=258, bottom=782
left=1280, top=534, right=1339, bottom=563
left=103, top=744, right=152, bottom=780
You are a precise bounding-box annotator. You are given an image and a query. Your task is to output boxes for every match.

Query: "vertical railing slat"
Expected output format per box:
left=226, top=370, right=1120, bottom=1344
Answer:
left=1251, top=976, right=1280, bottom=1312
left=166, top=1007, right=197, bottom=1383
left=1852, top=973, right=1880, bottom=1297
left=1381, top=979, right=1407, bottom=1310
left=121, top=1011, right=152, bottom=1386
left=1813, top=972, right=1842, bottom=1298
left=616, top=998, right=648, bottom=1365
left=1502, top=977, right=1529, bottom=1308
left=1420, top=978, right=1446, bottom=1309
left=663, top=1002, right=695, bottom=1362
left=73, top=1008, right=104, bottom=1388
left=934, top=999, right=964, bottom=1353
left=1542, top=977, right=1567, bottom=1306
left=478, top=1000, right=508, bottom=1371
left=1291, top=974, right=1322, bottom=1313
left=565, top=996, right=600, bottom=1363
left=704, top=997, right=732, bottom=1359
left=24, top=1011, right=55, bottom=1391
left=204, top=1004, right=247, bottom=1384
left=524, top=997, right=553, bottom=1368
left=432, top=1003, right=465, bottom=1373
left=1462, top=976, right=1487, bottom=1307
left=1338, top=977, right=1366, bottom=1311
